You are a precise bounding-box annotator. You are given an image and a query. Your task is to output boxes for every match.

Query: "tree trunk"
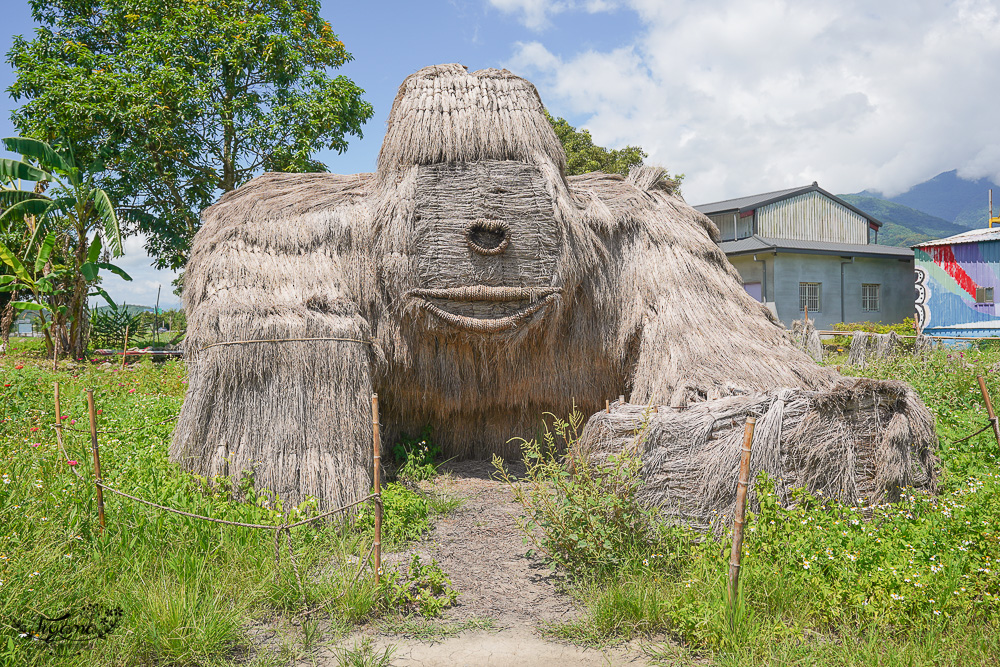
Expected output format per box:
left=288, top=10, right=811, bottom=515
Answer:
left=67, top=234, right=90, bottom=360
left=0, top=295, right=15, bottom=355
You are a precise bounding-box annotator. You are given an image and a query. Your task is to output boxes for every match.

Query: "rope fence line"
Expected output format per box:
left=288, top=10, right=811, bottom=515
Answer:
left=51, top=381, right=385, bottom=613
left=950, top=420, right=996, bottom=446
left=199, top=337, right=376, bottom=352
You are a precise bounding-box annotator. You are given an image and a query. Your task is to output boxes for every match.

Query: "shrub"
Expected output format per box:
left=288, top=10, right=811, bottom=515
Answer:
left=378, top=555, right=458, bottom=618
left=493, top=409, right=688, bottom=579
left=390, top=427, right=442, bottom=482
left=355, top=483, right=429, bottom=548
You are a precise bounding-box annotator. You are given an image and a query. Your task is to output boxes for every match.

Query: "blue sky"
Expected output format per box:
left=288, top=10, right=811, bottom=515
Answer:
left=3, top=0, right=1000, bottom=308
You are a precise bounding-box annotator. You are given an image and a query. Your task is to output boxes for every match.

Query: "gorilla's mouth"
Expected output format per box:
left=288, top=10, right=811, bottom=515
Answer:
left=407, top=286, right=561, bottom=333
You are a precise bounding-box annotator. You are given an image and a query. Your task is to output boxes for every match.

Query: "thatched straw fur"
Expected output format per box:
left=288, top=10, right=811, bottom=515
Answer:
left=574, top=378, right=938, bottom=531
left=848, top=331, right=903, bottom=367
left=173, top=64, right=896, bottom=511
left=791, top=318, right=823, bottom=362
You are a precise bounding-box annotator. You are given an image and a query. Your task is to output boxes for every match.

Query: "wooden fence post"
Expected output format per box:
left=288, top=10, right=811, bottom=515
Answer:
left=728, top=416, right=756, bottom=608
left=977, top=375, right=1000, bottom=451
left=120, top=325, right=130, bottom=371
left=371, top=393, right=382, bottom=585
left=53, top=382, right=64, bottom=451
left=86, top=389, right=106, bottom=532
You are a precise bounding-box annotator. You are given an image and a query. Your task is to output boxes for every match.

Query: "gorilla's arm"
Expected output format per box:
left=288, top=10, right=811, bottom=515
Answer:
left=170, top=174, right=376, bottom=510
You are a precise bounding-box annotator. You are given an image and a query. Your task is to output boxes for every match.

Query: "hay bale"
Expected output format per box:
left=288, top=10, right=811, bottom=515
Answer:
left=574, top=378, right=938, bottom=531
left=847, top=331, right=902, bottom=367
left=791, top=319, right=823, bottom=362
left=172, top=63, right=917, bottom=511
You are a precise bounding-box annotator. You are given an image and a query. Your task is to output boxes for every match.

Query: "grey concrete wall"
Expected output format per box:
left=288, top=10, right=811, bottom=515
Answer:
left=727, top=252, right=914, bottom=329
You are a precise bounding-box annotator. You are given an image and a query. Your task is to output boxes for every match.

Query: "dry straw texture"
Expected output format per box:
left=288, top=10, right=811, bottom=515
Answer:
left=791, top=318, right=823, bottom=362
left=574, top=378, right=938, bottom=530
left=848, top=331, right=903, bottom=367
left=172, top=63, right=920, bottom=511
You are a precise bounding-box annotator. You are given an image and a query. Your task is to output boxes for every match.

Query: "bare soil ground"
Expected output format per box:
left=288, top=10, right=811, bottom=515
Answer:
left=315, top=460, right=661, bottom=666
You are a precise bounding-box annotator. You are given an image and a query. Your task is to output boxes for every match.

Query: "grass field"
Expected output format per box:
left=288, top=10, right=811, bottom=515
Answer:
left=516, top=346, right=1000, bottom=666
left=3, top=337, right=1000, bottom=665
left=0, top=338, right=450, bottom=666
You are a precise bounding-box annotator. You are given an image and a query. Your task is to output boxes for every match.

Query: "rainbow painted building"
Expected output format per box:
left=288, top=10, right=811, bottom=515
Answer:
left=914, top=228, right=1000, bottom=337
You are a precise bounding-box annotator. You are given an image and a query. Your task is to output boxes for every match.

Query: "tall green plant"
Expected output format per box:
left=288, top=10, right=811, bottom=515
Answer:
left=8, top=0, right=374, bottom=270
left=493, top=409, right=674, bottom=578
left=0, top=137, right=129, bottom=358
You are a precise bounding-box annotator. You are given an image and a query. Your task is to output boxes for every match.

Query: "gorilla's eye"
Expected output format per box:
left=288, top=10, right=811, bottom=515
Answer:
left=467, top=219, right=509, bottom=256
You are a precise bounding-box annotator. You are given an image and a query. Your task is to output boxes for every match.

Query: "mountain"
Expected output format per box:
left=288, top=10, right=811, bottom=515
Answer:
left=837, top=194, right=970, bottom=247
left=886, top=170, right=999, bottom=229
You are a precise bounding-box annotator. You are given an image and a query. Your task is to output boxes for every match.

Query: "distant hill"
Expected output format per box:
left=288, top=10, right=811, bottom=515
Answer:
left=886, top=170, right=998, bottom=229
left=837, top=194, right=970, bottom=247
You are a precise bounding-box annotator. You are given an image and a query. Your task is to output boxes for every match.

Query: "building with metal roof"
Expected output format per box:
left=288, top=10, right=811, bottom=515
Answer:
left=694, top=183, right=914, bottom=329
left=913, top=228, right=1000, bottom=338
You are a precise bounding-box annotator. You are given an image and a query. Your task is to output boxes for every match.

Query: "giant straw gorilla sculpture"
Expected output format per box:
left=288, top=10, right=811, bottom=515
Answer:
left=172, top=64, right=854, bottom=510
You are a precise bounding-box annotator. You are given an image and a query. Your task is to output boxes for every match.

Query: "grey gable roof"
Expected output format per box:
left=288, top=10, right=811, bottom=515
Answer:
left=695, top=183, right=883, bottom=228
left=719, top=235, right=913, bottom=259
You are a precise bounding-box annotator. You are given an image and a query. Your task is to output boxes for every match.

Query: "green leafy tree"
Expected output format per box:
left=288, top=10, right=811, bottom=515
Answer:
left=545, top=111, right=649, bottom=177
left=8, top=0, right=374, bottom=270
left=545, top=111, right=683, bottom=193
left=0, top=137, right=129, bottom=359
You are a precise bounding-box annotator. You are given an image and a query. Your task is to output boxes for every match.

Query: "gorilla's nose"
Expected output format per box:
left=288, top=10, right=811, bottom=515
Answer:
left=466, top=219, right=509, bottom=256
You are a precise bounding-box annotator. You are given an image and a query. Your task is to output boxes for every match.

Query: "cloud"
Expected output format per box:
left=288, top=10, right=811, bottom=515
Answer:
left=488, top=0, right=618, bottom=30
left=502, top=0, right=1000, bottom=202
left=89, top=234, right=181, bottom=310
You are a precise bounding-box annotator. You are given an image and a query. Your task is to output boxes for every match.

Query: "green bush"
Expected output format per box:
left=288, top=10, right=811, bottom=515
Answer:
left=89, top=303, right=145, bottom=350
left=494, top=409, right=691, bottom=579
left=390, top=427, right=442, bottom=482
left=355, top=483, right=429, bottom=548
left=378, top=554, right=458, bottom=618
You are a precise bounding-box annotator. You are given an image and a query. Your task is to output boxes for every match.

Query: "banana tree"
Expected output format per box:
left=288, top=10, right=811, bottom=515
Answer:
left=0, top=137, right=127, bottom=358
left=0, top=230, right=128, bottom=356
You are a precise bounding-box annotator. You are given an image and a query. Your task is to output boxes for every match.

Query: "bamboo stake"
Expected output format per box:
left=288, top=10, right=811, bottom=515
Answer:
left=86, top=389, right=106, bottom=533
left=977, top=375, right=1000, bottom=451
left=120, top=324, right=130, bottom=371
left=605, top=399, right=610, bottom=414
left=371, top=393, right=382, bottom=585
left=53, top=382, right=65, bottom=455
left=728, top=416, right=756, bottom=608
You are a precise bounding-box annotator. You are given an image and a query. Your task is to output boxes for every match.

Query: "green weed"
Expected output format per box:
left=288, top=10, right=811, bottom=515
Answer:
left=503, top=348, right=1000, bottom=666
left=378, top=555, right=458, bottom=618
left=0, top=345, right=433, bottom=665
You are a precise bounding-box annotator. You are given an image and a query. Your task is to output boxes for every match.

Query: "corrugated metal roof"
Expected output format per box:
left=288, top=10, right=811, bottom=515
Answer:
left=719, top=235, right=914, bottom=258
left=694, top=183, right=883, bottom=228
left=912, top=227, right=1000, bottom=248
left=695, top=186, right=807, bottom=215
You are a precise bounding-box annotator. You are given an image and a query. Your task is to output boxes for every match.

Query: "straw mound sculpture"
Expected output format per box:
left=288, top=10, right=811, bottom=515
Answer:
left=576, top=380, right=938, bottom=530
left=848, top=331, right=904, bottom=367
left=791, top=318, right=823, bottom=362
left=172, top=63, right=935, bottom=511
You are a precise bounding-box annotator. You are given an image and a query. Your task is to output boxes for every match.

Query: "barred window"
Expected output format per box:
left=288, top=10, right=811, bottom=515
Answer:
left=799, top=283, right=821, bottom=313
left=862, top=283, right=880, bottom=312
left=976, top=287, right=994, bottom=304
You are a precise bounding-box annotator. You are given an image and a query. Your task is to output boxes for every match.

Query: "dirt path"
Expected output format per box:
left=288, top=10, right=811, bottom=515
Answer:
left=316, top=460, right=658, bottom=666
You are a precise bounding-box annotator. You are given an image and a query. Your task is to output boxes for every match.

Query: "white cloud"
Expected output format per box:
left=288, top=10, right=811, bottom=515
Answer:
left=489, top=0, right=618, bottom=30
left=89, top=234, right=181, bottom=311
left=502, top=0, right=1000, bottom=203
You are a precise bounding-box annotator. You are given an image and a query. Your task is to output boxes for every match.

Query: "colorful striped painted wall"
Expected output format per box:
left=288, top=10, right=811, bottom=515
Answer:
left=914, top=239, right=1000, bottom=336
